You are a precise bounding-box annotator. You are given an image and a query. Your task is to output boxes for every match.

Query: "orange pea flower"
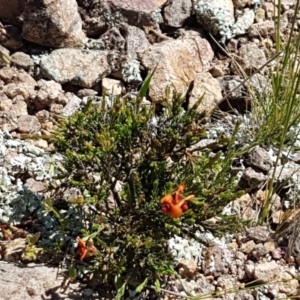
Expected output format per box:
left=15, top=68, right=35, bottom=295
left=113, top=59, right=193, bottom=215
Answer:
left=76, top=237, right=98, bottom=261
left=160, top=183, right=195, bottom=218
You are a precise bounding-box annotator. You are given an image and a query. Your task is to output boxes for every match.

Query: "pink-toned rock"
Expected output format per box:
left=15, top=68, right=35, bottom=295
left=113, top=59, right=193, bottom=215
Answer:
left=33, top=79, right=63, bottom=110
left=107, top=0, right=161, bottom=27
left=22, top=0, right=86, bottom=48
left=254, top=261, right=281, bottom=283
left=17, top=115, right=41, bottom=133
left=188, top=72, right=222, bottom=116
left=0, top=99, right=12, bottom=111
left=3, top=83, right=35, bottom=100
left=11, top=100, right=28, bottom=117
left=0, top=111, right=18, bottom=132
left=138, top=35, right=214, bottom=102
left=248, top=21, right=275, bottom=37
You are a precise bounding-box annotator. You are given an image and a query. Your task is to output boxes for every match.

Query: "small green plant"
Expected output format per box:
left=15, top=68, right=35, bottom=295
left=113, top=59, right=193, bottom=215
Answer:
left=48, top=89, right=244, bottom=297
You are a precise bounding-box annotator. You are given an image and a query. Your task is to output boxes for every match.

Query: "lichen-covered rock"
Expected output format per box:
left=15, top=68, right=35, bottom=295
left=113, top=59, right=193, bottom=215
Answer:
left=194, top=0, right=235, bottom=42
left=232, top=9, right=255, bottom=36
left=188, top=72, right=223, bottom=116
left=138, top=34, right=214, bottom=102
left=22, top=0, right=87, bottom=48
left=40, top=49, right=111, bottom=88
left=163, top=0, right=193, bottom=28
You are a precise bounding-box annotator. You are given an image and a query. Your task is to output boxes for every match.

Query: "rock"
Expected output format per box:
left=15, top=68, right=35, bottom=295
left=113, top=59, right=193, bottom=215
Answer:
left=210, top=64, right=225, bottom=77
left=77, top=89, right=98, bottom=98
left=247, top=146, right=273, bottom=173
left=262, top=3, right=278, bottom=20
left=246, top=73, right=272, bottom=96
left=35, top=110, right=50, bottom=123
left=10, top=52, right=34, bottom=70
left=248, top=21, right=275, bottom=38
left=25, top=178, right=45, bottom=193
left=240, top=240, right=256, bottom=254
left=177, top=259, right=198, bottom=279
left=10, top=100, right=28, bottom=117
left=271, top=248, right=284, bottom=260
left=40, top=49, right=111, bottom=88
left=0, top=0, right=25, bottom=26
left=126, top=25, right=151, bottom=60
left=3, top=83, right=35, bottom=100
left=138, top=35, right=214, bottom=102
left=254, top=261, right=281, bottom=283
left=217, top=75, right=245, bottom=99
left=0, top=261, right=81, bottom=299
left=0, top=24, right=24, bottom=50
left=0, top=66, right=19, bottom=83
left=33, top=79, right=63, bottom=110
left=233, top=9, right=255, bottom=36
left=233, top=0, right=249, bottom=9
left=188, top=72, right=223, bottom=116
left=22, top=0, right=86, bottom=48
left=242, top=167, right=268, bottom=187
left=273, top=161, right=300, bottom=182
left=246, top=226, right=271, bottom=243
left=255, top=8, right=266, bottom=23
left=194, top=0, right=235, bottom=42
left=102, top=78, right=123, bottom=96
left=236, top=43, right=267, bottom=75
left=0, top=111, right=18, bottom=131
left=252, top=244, right=269, bottom=261
left=0, top=99, right=12, bottom=111
left=62, top=93, right=82, bottom=116
left=163, top=0, right=192, bottom=28
left=77, top=0, right=108, bottom=37
left=277, top=272, right=299, bottom=295
left=17, top=115, right=41, bottom=133
left=107, top=0, right=162, bottom=27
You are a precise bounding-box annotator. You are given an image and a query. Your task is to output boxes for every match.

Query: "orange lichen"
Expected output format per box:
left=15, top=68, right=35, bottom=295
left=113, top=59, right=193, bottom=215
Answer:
left=160, top=183, right=195, bottom=218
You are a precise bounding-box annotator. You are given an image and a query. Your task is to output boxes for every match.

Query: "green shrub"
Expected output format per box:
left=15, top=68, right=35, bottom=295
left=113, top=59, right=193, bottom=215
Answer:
left=49, top=93, right=244, bottom=298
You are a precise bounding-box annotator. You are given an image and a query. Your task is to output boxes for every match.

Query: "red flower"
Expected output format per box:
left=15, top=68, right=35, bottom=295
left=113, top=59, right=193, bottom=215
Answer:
left=160, top=183, right=195, bottom=218
left=76, top=237, right=98, bottom=260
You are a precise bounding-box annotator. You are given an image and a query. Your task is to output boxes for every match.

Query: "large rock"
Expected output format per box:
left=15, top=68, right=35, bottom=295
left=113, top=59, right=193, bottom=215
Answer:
left=0, top=261, right=82, bottom=300
left=188, top=72, right=223, bottom=116
left=22, top=0, right=86, bottom=48
left=40, top=49, right=111, bottom=88
left=138, top=33, right=214, bottom=102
